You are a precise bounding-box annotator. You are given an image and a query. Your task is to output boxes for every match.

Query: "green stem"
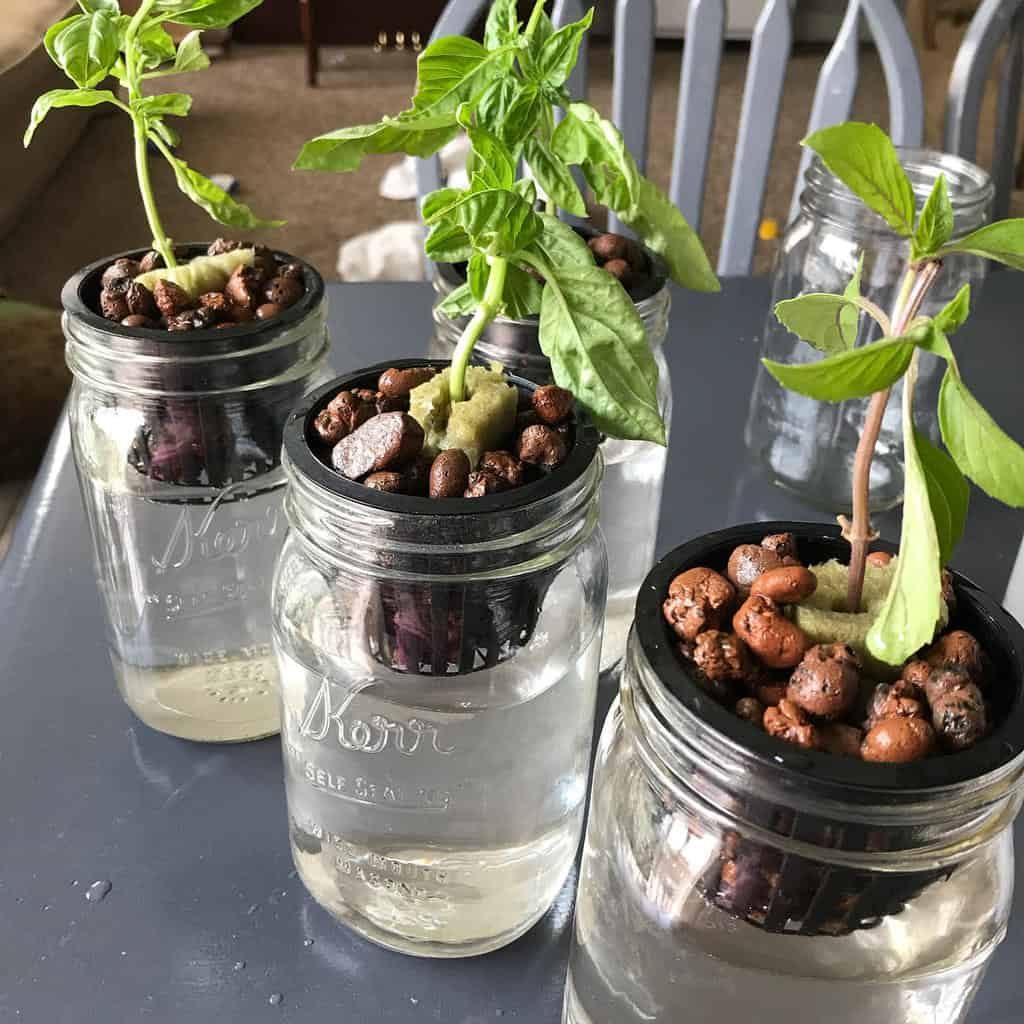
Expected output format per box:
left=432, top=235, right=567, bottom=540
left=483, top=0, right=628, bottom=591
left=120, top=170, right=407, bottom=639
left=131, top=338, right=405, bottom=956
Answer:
left=124, top=0, right=175, bottom=268
left=525, top=0, right=548, bottom=39
left=450, top=256, right=508, bottom=403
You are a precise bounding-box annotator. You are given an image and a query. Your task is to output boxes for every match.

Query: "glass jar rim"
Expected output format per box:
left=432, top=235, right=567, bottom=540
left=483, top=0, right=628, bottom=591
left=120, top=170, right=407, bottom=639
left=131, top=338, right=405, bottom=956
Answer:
left=61, top=243, right=326, bottom=356
left=802, top=147, right=994, bottom=223
left=282, top=359, right=602, bottom=518
left=633, top=521, right=1024, bottom=800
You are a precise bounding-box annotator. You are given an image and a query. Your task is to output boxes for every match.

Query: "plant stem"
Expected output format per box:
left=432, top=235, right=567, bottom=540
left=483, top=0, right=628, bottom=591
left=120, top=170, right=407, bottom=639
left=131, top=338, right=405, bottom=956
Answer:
left=124, top=0, right=175, bottom=268
left=844, top=260, right=942, bottom=611
left=450, top=255, right=508, bottom=403
left=525, top=0, right=548, bottom=39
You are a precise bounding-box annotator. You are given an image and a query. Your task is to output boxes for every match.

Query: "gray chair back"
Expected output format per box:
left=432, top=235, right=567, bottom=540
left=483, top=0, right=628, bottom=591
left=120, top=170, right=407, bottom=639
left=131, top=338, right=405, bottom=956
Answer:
left=945, top=0, right=1024, bottom=220
left=417, top=0, right=924, bottom=275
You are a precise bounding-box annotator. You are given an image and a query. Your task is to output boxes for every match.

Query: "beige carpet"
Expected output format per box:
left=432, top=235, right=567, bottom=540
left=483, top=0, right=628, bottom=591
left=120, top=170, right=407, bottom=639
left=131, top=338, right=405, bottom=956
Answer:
left=0, top=10, right=998, bottom=308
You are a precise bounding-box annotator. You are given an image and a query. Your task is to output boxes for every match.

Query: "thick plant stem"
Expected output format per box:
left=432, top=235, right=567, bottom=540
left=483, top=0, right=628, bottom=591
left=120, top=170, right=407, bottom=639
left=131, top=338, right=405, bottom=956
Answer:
left=450, top=256, right=508, bottom=403
left=845, top=260, right=942, bottom=611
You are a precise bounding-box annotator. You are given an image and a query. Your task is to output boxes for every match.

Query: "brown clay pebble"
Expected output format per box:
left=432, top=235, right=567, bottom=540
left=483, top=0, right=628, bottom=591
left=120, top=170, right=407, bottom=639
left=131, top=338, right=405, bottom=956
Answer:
left=602, top=258, right=632, bottom=283
left=588, top=233, right=631, bottom=262
left=532, top=385, right=574, bottom=426
left=256, top=302, right=281, bottom=320
left=101, top=257, right=141, bottom=290
left=662, top=567, right=736, bottom=642
left=755, top=680, right=788, bottom=707
left=429, top=449, right=471, bottom=499
left=733, top=594, right=808, bottom=669
left=925, top=630, right=984, bottom=686
left=100, top=290, right=129, bottom=321
left=166, top=308, right=215, bottom=332
left=207, top=238, right=243, bottom=255
left=280, top=262, right=303, bottom=280
left=153, top=279, right=191, bottom=319
left=763, top=699, right=819, bottom=749
left=517, top=424, right=567, bottom=468
left=866, top=550, right=894, bottom=567
left=376, top=394, right=409, bottom=414
left=929, top=680, right=988, bottom=751
left=198, top=291, right=231, bottom=320
left=378, top=366, right=437, bottom=399
left=691, top=630, right=751, bottom=683
left=726, top=544, right=785, bottom=593
left=327, top=391, right=374, bottom=434
left=138, top=250, right=163, bottom=274
left=124, top=281, right=158, bottom=319
left=331, top=412, right=424, bottom=480
left=313, top=410, right=347, bottom=445
left=819, top=723, right=864, bottom=758
left=787, top=643, right=860, bottom=720
left=264, top=276, right=304, bottom=309
left=861, top=716, right=936, bottom=763
left=224, top=264, right=264, bottom=311
left=750, top=565, right=817, bottom=604
left=120, top=314, right=156, bottom=328
left=479, top=451, right=524, bottom=488
left=735, top=696, right=765, bottom=726
left=902, top=660, right=932, bottom=688
left=866, top=679, right=926, bottom=725
left=760, top=533, right=799, bottom=561
left=363, top=471, right=405, bottom=493
left=464, top=469, right=505, bottom=498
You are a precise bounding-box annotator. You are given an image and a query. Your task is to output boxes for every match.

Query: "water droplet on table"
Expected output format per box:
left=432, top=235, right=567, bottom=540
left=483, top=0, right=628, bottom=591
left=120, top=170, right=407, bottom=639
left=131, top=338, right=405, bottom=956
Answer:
left=410, top=997, right=419, bottom=1006
left=85, top=880, right=112, bottom=903
left=268, top=993, right=283, bottom=1006
left=302, top=938, right=313, bottom=948
left=247, top=904, right=259, bottom=915
left=233, top=960, right=246, bottom=971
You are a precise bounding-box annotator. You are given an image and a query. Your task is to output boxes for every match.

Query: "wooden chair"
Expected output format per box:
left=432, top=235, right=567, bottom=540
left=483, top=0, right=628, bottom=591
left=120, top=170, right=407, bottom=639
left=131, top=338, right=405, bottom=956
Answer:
left=416, top=0, right=924, bottom=276
left=945, top=0, right=1024, bottom=218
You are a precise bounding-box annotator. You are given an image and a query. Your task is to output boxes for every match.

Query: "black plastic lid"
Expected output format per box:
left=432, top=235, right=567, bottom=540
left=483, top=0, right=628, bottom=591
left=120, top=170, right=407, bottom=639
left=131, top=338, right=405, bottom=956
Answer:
left=282, top=358, right=602, bottom=517
left=636, top=521, right=1024, bottom=793
left=61, top=243, right=325, bottom=349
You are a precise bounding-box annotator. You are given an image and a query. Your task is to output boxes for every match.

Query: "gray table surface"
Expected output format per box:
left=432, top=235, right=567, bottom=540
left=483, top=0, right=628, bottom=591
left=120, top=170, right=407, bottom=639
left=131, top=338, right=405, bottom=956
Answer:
left=2, top=276, right=1022, bottom=1023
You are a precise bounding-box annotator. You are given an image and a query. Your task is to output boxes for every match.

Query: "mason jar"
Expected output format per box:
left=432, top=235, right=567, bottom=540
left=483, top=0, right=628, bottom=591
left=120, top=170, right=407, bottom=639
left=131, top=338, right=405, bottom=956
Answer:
left=273, top=362, right=608, bottom=957
left=63, top=246, right=329, bottom=743
left=746, top=150, right=993, bottom=511
left=565, top=522, right=1024, bottom=1023
left=430, top=247, right=671, bottom=677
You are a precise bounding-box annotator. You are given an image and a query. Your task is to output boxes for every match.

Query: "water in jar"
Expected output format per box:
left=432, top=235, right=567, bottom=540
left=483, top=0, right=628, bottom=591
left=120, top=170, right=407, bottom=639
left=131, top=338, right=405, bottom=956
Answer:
left=81, top=473, right=286, bottom=741
left=278, top=632, right=601, bottom=957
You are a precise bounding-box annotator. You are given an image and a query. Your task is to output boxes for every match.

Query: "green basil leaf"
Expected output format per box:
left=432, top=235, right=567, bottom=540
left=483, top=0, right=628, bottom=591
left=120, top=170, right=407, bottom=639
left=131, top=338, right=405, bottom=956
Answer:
left=840, top=254, right=864, bottom=341
left=475, top=77, right=518, bottom=136
left=24, top=88, right=119, bottom=146
left=762, top=334, right=918, bottom=401
left=523, top=136, right=586, bottom=216
left=134, top=92, right=192, bottom=117
left=911, top=172, right=953, bottom=260
left=138, top=23, right=177, bottom=68
left=526, top=216, right=665, bottom=444
left=502, top=263, right=543, bottom=319
left=422, top=186, right=464, bottom=223
left=498, top=84, right=543, bottom=150
left=866, top=421, right=944, bottom=665
left=467, top=125, right=515, bottom=189
left=534, top=7, right=592, bottom=86
left=914, top=428, right=969, bottom=566
left=171, top=30, right=210, bottom=73
left=437, top=283, right=476, bottom=317
left=774, top=293, right=858, bottom=354
left=148, top=116, right=180, bottom=148
left=77, top=0, right=119, bottom=12
left=526, top=7, right=555, bottom=54
left=933, top=283, right=970, bottom=335
left=616, top=176, right=719, bottom=293
left=802, top=122, right=915, bottom=236
left=45, top=15, right=85, bottom=68
left=484, top=0, right=519, bottom=49
left=165, top=154, right=284, bottom=228
left=467, top=250, right=488, bottom=302
left=939, top=368, right=1024, bottom=505
left=411, top=36, right=512, bottom=118
left=938, top=219, right=1024, bottom=269
left=447, top=187, right=543, bottom=256
left=513, top=177, right=537, bottom=207
left=159, top=0, right=261, bottom=29
left=527, top=210, right=593, bottom=266
left=424, top=222, right=473, bottom=262
left=552, top=102, right=640, bottom=213
left=294, top=113, right=460, bottom=172
left=52, top=10, right=119, bottom=88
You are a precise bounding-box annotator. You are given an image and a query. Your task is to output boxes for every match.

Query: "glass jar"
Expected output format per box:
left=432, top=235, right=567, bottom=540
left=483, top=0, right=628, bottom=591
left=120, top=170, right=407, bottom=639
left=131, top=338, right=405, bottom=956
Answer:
left=273, top=362, right=608, bottom=957
left=430, top=253, right=672, bottom=677
left=746, top=150, right=993, bottom=511
left=63, top=246, right=330, bottom=743
left=565, top=523, right=1024, bottom=1023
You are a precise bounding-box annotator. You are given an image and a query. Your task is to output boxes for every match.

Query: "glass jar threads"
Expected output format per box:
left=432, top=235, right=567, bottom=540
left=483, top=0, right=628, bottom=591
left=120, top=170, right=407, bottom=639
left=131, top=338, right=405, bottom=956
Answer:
left=746, top=151, right=993, bottom=511
left=274, top=362, right=608, bottom=957
left=565, top=523, right=1024, bottom=1023
left=430, top=240, right=672, bottom=677
left=63, top=246, right=329, bottom=742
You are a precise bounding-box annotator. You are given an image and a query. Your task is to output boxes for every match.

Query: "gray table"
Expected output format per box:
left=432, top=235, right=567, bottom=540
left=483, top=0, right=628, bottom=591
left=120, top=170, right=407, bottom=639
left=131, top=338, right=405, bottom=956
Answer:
left=2, top=276, right=1022, bottom=1023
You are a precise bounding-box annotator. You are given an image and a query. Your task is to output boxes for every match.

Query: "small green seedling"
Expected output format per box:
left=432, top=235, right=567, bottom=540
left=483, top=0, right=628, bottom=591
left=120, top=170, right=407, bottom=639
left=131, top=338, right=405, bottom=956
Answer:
left=294, top=0, right=719, bottom=444
left=26, top=0, right=281, bottom=270
left=765, top=121, right=1024, bottom=665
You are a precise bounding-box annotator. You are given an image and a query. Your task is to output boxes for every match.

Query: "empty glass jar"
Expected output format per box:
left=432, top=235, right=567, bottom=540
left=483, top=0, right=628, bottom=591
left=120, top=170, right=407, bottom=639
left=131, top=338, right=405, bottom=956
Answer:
left=273, top=364, right=608, bottom=957
left=564, top=524, right=1024, bottom=1024
left=430, top=252, right=671, bottom=676
left=63, top=246, right=329, bottom=742
left=746, top=150, right=993, bottom=511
